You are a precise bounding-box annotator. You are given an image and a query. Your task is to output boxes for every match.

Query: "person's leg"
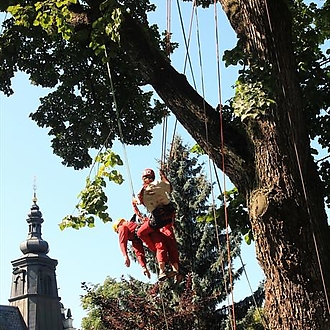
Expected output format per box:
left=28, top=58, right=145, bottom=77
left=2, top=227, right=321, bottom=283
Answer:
left=150, top=230, right=169, bottom=280
left=150, top=231, right=168, bottom=263
left=160, top=225, right=180, bottom=277
left=158, top=261, right=167, bottom=280
left=137, top=221, right=156, bottom=252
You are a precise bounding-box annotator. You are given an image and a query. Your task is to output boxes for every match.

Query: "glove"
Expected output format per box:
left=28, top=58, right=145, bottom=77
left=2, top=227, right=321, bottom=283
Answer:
left=132, top=197, right=139, bottom=205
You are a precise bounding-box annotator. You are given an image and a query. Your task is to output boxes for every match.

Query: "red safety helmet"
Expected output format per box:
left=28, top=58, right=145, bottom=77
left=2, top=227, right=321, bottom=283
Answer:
left=142, top=168, right=155, bottom=180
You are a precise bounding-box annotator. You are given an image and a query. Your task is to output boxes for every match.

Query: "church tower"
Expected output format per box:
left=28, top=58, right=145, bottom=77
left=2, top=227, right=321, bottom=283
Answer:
left=8, top=194, right=63, bottom=330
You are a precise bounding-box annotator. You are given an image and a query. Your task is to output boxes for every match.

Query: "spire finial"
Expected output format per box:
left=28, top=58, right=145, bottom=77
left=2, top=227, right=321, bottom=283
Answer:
left=20, top=179, right=49, bottom=255
left=33, top=176, right=37, bottom=203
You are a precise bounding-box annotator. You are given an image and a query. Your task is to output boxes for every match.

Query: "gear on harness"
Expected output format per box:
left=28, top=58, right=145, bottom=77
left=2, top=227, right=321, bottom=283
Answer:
left=130, top=213, right=137, bottom=222
left=149, top=203, right=176, bottom=229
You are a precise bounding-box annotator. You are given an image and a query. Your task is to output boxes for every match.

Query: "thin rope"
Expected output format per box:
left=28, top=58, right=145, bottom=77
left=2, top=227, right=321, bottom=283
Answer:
left=263, top=0, right=330, bottom=314
left=213, top=161, right=268, bottom=329
left=238, top=253, right=270, bottom=329
left=69, top=47, right=136, bottom=214
left=149, top=5, right=172, bottom=330
left=68, top=103, right=116, bottom=214
left=159, top=282, right=170, bottom=330
left=161, top=115, right=168, bottom=168
left=190, top=2, right=236, bottom=328
left=166, top=0, right=172, bottom=58
left=211, top=162, right=235, bottom=325
left=160, top=0, right=172, bottom=170
left=104, top=48, right=136, bottom=197
left=194, top=6, right=206, bottom=104
left=177, top=0, right=198, bottom=89
left=169, top=0, right=198, bottom=161
left=162, top=3, right=238, bottom=327
left=213, top=165, right=268, bottom=328
left=212, top=0, right=236, bottom=327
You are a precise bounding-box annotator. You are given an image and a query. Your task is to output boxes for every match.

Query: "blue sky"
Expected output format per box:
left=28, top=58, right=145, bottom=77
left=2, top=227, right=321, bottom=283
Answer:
left=0, top=1, right=271, bottom=328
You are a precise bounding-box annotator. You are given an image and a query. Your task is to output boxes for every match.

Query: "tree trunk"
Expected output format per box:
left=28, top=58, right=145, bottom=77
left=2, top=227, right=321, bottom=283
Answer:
left=118, top=1, right=330, bottom=328
left=219, top=1, right=330, bottom=328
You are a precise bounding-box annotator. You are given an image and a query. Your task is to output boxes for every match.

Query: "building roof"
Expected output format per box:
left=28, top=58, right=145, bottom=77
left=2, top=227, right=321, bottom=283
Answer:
left=0, top=305, right=27, bottom=330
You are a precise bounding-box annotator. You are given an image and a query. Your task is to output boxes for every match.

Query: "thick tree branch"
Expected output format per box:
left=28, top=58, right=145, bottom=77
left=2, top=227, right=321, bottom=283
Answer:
left=119, top=13, right=255, bottom=192
left=65, top=3, right=255, bottom=191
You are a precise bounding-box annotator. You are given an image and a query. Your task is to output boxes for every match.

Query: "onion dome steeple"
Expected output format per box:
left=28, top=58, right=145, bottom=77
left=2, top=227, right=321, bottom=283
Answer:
left=9, top=183, right=69, bottom=330
left=20, top=192, right=49, bottom=255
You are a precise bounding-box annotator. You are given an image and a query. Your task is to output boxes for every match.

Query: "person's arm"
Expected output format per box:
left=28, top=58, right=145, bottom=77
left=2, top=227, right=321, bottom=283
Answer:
left=159, top=170, right=172, bottom=192
left=132, top=240, right=151, bottom=278
left=118, top=226, right=130, bottom=267
left=132, top=198, right=143, bottom=220
left=133, top=187, right=145, bottom=206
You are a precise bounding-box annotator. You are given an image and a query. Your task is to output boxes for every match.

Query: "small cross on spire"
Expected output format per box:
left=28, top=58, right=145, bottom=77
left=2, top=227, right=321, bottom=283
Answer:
left=33, top=176, right=37, bottom=203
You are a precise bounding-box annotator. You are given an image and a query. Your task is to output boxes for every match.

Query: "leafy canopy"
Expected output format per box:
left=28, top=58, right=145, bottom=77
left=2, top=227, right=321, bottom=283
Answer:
left=1, top=0, right=329, bottom=206
left=1, top=0, right=167, bottom=170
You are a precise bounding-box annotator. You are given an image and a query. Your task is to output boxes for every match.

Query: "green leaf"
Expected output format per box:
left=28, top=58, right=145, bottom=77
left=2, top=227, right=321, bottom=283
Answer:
left=244, top=230, right=254, bottom=245
left=60, top=149, right=122, bottom=229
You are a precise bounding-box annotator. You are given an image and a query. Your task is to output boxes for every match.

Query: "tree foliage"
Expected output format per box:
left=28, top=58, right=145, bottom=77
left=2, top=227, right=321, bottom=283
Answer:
left=1, top=0, right=328, bottom=201
left=59, top=149, right=124, bottom=229
left=81, top=276, right=265, bottom=330
left=1, top=0, right=168, bottom=169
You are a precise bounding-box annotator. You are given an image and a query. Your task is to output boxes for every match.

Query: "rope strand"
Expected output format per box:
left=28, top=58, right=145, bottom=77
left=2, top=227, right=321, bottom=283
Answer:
left=213, top=0, right=236, bottom=327
left=104, top=48, right=135, bottom=197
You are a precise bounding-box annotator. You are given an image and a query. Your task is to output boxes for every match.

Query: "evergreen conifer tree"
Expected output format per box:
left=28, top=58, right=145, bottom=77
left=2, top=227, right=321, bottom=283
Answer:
left=81, top=136, right=264, bottom=329
left=165, top=136, right=245, bottom=329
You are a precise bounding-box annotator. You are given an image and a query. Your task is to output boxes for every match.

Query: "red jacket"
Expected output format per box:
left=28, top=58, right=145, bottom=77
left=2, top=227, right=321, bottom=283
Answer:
left=118, top=221, right=147, bottom=268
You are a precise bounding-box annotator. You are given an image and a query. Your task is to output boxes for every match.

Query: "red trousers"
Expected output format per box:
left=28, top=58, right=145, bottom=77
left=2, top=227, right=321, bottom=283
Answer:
left=137, top=221, right=167, bottom=263
left=137, top=220, right=179, bottom=264
left=160, top=224, right=179, bottom=264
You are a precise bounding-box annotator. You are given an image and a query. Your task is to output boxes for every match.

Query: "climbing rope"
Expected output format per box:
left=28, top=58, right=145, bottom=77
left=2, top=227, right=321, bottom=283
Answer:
left=104, top=56, right=173, bottom=330
left=212, top=0, right=237, bottom=327
left=176, top=0, right=198, bottom=88
left=165, top=1, right=238, bottom=327
left=159, top=0, right=173, bottom=170
left=168, top=0, right=198, bottom=162
left=237, top=254, right=269, bottom=329
left=153, top=3, right=172, bottom=330
left=194, top=0, right=230, bottom=307
left=158, top=282, right=170, bottom=330
left=70, top=47, right=137, bottom=200
left=176, top=1, right=237, bottom=327
left=104, top=48, right=136, bottom=198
